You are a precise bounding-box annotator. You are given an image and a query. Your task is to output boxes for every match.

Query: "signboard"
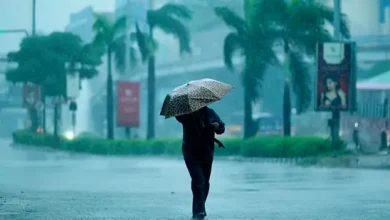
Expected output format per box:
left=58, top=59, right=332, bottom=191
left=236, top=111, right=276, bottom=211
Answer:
left=315, top=42, right=357, bottom=111
left=23, top=83, right=40, bottom=108
left=116, top=81, right=140, bottom=127
left=66, top=73, right=80, bottom=98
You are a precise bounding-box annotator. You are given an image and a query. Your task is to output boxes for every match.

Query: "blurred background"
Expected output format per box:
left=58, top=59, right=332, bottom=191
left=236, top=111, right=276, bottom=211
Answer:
left=1, top=0, right=390, bottom=153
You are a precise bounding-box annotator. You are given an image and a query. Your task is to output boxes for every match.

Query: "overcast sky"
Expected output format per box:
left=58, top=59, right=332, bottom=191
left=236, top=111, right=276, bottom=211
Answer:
left=0, top=0, right=115, bottom=53
left=0, top=0, right=386, bottom=54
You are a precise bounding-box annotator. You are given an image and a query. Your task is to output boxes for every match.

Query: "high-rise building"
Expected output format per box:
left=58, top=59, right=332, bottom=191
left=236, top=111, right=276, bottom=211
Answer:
left=380, top=0, right=390, bottom=23
left=115, top=0, right=150, bottom=33
left=325, top=0, right=390, bottom=36
left=65, top=6, right=96, bottom=43
left=0, top=0, right=33, bottom=53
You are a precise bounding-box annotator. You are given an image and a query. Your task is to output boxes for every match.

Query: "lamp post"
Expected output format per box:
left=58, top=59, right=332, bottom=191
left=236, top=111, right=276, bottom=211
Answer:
left=65, top=62, right=81, bottom=137
left=329, top=0, right=342, bottom=149
left=333, top=0, right=341, bottom=41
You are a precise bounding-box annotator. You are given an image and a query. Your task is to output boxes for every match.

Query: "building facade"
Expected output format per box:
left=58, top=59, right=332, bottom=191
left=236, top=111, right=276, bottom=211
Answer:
left=65, top=6, right=95, bottom=43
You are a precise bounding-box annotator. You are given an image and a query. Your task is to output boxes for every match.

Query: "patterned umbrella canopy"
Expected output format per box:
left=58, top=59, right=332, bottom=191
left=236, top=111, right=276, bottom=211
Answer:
left=160, top=78, right=233, bottom=118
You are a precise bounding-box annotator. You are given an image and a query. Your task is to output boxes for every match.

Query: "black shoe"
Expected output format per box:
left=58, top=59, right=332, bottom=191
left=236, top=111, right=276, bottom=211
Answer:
left=192, top=212, right=206, bottom=219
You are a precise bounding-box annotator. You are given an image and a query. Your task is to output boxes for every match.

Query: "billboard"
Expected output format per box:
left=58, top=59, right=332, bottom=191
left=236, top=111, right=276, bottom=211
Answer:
left=315, top=42, right=356, bottom=112
left=116, top=81, right=140, bottom=127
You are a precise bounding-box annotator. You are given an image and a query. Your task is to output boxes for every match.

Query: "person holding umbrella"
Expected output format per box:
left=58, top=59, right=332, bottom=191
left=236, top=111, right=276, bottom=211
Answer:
left=160, top=78, right=232, bottom=219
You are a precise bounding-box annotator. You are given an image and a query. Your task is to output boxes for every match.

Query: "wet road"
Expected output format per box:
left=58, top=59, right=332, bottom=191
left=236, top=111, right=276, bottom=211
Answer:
left=1, top=139, right=390, bottom=220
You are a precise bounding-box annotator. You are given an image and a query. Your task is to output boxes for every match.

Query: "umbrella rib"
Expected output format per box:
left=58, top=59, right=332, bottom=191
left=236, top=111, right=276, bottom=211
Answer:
left=159, top=79, right=233, bottom=118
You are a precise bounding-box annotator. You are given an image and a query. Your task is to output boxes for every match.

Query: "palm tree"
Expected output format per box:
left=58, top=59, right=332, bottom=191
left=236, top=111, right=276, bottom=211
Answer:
left=214, top=2, right=279, bottom=138
left=266, top=0, right=350, bottom=136
left=92, top=14, right=138, bottom=140
left=216, top=0, right=350, bottom=138
left=134, top=3, right=192, bottom=139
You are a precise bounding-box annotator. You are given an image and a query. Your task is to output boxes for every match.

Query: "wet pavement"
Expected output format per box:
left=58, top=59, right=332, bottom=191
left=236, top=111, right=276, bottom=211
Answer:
left=1, top=139, right=390, bottom=220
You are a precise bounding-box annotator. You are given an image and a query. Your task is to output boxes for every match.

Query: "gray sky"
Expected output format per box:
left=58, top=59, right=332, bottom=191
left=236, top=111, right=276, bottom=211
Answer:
left=0, top=0, right=385, bottom=55
left=0, top=0, right=115, bottom=53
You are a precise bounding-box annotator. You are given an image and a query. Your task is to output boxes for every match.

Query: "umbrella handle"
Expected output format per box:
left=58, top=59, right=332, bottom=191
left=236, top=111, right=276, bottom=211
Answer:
left=214, top=138, right=225, bottom=149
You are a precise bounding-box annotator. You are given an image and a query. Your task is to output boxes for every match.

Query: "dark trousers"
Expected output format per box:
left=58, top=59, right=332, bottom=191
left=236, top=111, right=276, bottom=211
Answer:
left=184, top=157, right=213, bottom=216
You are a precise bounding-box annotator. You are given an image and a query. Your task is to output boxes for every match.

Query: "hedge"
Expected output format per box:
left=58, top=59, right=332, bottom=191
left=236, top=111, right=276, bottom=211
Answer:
left=12, top=129, right=345, bottom=158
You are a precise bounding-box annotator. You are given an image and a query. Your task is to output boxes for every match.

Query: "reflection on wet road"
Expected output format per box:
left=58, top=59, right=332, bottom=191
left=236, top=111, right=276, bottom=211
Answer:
left=1, top=139, right=390, bottom=219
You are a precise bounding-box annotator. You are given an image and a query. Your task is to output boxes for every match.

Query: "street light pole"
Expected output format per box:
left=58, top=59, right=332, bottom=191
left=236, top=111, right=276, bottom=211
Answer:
left=333, top=0, right=341, bottom=41
left=66, top=62, right=81, bottom=136
left=31, top=0, right=46, bottom=132
left=124, top=0, right=132, bottom=138
left=32, top=0, right=36, bottom=36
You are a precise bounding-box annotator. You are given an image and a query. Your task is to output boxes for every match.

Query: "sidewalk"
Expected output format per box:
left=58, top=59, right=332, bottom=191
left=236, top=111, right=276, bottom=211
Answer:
left=299, top=153, right=390, bottom=170
left=357, top=154, right=390, bottom=169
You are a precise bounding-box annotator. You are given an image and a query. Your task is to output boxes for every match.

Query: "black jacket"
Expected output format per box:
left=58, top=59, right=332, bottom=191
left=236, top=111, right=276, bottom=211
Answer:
left=176, top=107, right=225, bottom=160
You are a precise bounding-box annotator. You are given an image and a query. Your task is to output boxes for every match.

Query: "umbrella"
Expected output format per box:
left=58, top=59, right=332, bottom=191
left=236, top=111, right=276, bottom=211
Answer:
left=160, top=78, right=232, bottom=118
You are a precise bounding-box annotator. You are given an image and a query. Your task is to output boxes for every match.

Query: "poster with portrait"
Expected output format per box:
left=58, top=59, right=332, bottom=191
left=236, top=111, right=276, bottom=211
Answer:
left=315, top=42, right=357, bottom=112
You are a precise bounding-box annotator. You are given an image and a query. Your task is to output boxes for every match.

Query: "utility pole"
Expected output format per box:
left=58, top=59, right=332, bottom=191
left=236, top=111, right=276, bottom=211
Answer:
left=331, top=0, right=342, bottom=148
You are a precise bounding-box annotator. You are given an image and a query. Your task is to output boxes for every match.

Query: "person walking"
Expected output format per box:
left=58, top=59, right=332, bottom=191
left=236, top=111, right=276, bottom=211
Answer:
left=176, top=106, right=225, bottom=219
left=159, top=78, right=232, bottom=219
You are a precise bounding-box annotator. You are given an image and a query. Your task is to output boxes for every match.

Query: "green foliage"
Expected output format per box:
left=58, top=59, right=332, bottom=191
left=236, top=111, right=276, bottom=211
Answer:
left=92, top=14, right=142, bottom=139
left=92, top=14, right=138, bottom=71
left=6, top=32, right=101, bottom=97
left=13, top=129, right=344, bottom=158
left=272, top=0, right=350, bottom=113
left=6, top=36, right=58, bottom=86
left=132, top=3, right=193, bottom=139
left=214, top=5, right=278, bottom=101
left=241, top=136, right=342, bottom=157
left=214, top=3, right=280, bottom=138
left=134, top=3, right=193, bottom=60
left=215, top=0, right=350, bottom=113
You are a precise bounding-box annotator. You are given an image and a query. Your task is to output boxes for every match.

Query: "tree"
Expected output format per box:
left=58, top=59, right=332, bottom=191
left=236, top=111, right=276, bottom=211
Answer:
left=6, top=32, right=102, bottom=135
left=214, top=2, right=279, bottom=138
left=264, top=0, right=350, bottom=136
left=216, top=0, right=350, bottom=138
left=134, top=3, right=192, bottom=139
left=92, top=14, right=138, bottom=140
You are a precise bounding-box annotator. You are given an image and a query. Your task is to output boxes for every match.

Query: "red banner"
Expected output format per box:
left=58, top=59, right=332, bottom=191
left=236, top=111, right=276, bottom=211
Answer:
left=23, top=83, right=40, bottom=108
left=116, top=81, right=140, bottom=127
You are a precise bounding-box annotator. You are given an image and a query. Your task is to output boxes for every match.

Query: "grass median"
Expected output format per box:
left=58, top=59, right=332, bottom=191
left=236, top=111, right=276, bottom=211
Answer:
left=12, top=129, right=345, bottom=158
